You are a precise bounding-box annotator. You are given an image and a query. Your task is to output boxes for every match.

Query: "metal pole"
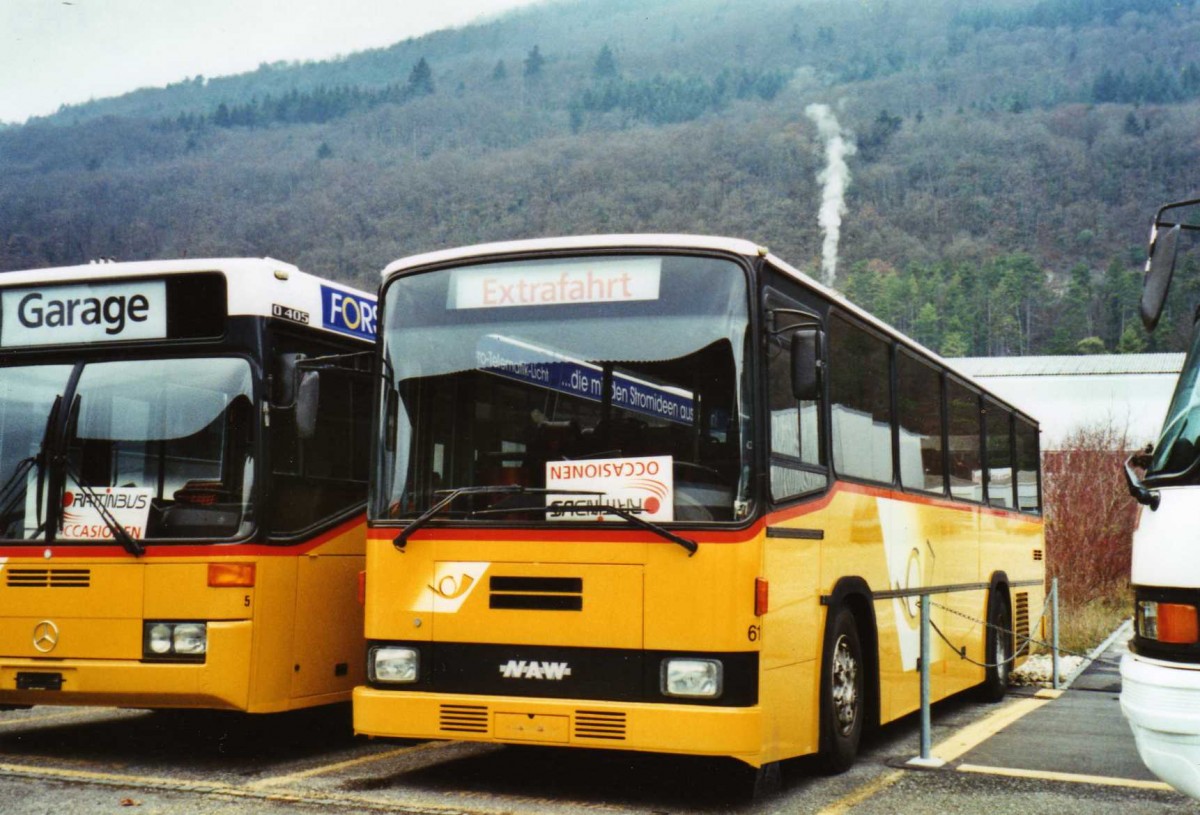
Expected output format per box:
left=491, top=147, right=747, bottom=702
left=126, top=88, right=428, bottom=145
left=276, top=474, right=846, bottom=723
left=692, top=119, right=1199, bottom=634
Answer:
left=920, top=592, right=932, bottom=760
left=1051, top=577, right=1060, bottom=691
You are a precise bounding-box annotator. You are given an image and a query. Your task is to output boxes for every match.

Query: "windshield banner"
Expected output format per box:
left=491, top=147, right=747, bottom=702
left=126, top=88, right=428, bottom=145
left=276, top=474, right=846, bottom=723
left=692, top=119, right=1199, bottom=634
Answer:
left=449, top=258, right=661, bottom=310
left=476, top=335, right=694, bottom=426
left=546, top=455, right=674, bottom=522
left=59, top=487, right=153, bottom=541
left=1, top=281, right=167, bottom=347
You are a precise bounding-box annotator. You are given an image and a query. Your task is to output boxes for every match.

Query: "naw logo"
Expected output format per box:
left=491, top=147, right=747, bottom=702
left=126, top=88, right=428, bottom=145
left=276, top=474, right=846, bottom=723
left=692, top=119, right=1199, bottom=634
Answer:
left=499, top=660, right=573, bottom=680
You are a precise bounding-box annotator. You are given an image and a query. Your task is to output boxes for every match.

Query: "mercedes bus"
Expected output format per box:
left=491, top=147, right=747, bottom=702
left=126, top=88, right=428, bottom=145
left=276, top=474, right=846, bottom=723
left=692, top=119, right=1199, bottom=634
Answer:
left=0, top=258, right=375, bottom=713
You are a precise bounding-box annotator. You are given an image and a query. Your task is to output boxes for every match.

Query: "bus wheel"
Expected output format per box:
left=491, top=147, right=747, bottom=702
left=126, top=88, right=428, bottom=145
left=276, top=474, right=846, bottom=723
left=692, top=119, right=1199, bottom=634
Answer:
left=818, top=607, right=864, bottom=774
left=979, top=591, right=1012, bottom=703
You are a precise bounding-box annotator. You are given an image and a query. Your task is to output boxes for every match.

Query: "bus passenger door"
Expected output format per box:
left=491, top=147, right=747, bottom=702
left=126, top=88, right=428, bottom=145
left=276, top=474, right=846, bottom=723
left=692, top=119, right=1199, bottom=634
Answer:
left=267, top=340, right=372, bottom=702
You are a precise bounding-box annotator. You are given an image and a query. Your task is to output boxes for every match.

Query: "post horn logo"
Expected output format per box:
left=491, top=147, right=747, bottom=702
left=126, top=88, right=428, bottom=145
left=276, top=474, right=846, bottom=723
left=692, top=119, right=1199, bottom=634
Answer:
left=32, top=620, right=60, bottom=653
left=430, top=574, right=474, bottom=600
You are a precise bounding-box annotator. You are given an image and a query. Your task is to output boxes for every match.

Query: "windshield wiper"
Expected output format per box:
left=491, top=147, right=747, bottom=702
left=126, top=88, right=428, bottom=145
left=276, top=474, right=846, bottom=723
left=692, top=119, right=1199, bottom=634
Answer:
left=472, top=503, right=699, bottom=556
left=393, top=485, right=561, bottom=551
left=393, top=485, right=699, bottom=556
left=60, top=460, right=145, bottom=557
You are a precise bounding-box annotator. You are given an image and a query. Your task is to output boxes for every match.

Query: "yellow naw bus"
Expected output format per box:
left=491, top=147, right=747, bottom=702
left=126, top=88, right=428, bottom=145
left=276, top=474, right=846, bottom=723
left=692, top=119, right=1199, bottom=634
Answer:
left=0, top=258, right=375, bottom=713
left=354, top=236, right=1044, bottom=787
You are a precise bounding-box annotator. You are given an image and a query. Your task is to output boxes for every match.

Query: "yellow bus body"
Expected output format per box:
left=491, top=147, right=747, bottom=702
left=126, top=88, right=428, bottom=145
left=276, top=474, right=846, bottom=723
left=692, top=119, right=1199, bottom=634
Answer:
left=0, top=516, right=365, bottom=712
left=354, top=483, right=1043, bottom=766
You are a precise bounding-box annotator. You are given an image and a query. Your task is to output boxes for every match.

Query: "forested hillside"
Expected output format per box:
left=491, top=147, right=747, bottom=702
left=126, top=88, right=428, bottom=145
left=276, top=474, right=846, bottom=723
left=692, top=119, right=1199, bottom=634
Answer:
left=3, top=0, right=1200, bottom=355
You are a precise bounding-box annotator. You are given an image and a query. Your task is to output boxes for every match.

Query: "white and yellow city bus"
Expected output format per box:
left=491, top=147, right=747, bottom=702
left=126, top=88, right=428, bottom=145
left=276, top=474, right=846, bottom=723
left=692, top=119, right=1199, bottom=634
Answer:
left=354, top=236, right=1044, bottom=785
left=0, top=258, right=376, bottom=713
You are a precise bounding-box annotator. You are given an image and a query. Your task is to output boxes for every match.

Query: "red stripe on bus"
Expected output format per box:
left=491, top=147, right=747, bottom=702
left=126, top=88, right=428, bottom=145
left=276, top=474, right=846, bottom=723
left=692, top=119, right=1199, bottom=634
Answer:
left=368, top=481, right=1039, bottom=546
left=0, top=513, right=366, bottom=559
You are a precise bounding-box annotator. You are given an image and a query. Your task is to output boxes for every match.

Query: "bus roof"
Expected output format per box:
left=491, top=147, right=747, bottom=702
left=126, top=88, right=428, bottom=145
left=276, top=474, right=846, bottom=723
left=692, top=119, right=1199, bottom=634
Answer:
left=378, top=235, right=1036, bottom=427
left=1, top=257, right=376, bottom=343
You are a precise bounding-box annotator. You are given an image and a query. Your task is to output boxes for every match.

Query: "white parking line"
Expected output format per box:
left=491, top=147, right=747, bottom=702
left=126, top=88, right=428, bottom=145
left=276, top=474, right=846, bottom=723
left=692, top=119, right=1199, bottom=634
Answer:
left=958, top=762, right=1174, bottom=791
left=246, top=740, right=450, bottom=789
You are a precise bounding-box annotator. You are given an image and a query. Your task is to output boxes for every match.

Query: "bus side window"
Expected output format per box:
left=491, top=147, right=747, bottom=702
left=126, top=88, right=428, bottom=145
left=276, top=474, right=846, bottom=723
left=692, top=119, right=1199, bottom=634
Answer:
left=1014, top=417, right=1041, bottom=514
left=897, top=350, right=947, bottom=495
left=984, top=399, right=1015, bottom=509
left=269, top=339, right=371, bottom=537
left=947, top=379, right=983, bottom=502
left=765, top=291, right=826, bottom=502
left=829, top=314, right=893, bottom=484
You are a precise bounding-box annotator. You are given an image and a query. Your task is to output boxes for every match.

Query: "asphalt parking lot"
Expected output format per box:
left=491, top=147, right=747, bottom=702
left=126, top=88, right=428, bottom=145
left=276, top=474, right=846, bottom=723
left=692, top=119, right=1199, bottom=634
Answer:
left=0, top=628, right=1195, bottom=814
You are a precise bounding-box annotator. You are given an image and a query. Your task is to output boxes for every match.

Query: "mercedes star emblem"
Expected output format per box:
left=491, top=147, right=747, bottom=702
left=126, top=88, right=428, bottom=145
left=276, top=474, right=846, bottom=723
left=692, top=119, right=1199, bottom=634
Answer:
left=32, top=620, right=60, bottom=653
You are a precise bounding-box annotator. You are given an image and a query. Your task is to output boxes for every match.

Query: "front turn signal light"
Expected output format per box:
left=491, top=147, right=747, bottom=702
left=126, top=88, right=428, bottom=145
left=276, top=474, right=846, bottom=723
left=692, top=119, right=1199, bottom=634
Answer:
left=1139, top=600, right=1199, bottom=644
left=755, top=577, right=769, bottom=617
left=208, top=562, right=256, bottom=587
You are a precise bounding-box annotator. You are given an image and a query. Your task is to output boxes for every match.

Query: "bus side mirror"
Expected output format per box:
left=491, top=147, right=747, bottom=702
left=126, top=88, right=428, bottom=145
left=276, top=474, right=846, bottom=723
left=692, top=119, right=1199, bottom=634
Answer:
left=791, top=328, right=822, bottom=401
left=1141, top=223, right=1180, bottom=331
left=274, top=353, right=305, bottom=406
left=296, top=371, right=320, bottom=440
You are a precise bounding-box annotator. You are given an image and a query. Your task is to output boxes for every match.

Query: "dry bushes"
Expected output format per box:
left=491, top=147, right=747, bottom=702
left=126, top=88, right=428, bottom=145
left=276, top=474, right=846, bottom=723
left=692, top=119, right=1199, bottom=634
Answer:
left=1043, top=423, right=1140, bottom=608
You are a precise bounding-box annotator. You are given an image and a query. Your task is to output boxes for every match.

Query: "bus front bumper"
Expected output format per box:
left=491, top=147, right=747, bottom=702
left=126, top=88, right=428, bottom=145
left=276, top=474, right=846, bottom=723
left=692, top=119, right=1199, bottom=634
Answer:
left=0, top=621, right=252, bottom=711
left=1121, top=652, right=1200, bottom=799
left=353, top=687, right=765, bottom=762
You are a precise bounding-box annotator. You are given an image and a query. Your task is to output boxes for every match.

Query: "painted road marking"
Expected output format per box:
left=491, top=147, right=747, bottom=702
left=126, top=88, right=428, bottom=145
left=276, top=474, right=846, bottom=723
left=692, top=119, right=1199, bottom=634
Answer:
left=929, top=695, right=1051, bottom=763
left=0, top=762, right=229, bottom=792
left=817, top=693, right=1053, bottom=814
left=958, top=763, right=1174, bottom=791
left=0, top=709, right=112, bottom=729
left=0, top=760, right=463, bottom=814
left=815, top=769, right=905, bottom=815
left=247, top=741, right=450, bottom=789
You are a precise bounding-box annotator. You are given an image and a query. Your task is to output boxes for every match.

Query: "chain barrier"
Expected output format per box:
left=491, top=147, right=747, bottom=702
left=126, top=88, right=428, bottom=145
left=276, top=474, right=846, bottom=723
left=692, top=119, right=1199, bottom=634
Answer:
left=929, top=598, right=1123, bottom=670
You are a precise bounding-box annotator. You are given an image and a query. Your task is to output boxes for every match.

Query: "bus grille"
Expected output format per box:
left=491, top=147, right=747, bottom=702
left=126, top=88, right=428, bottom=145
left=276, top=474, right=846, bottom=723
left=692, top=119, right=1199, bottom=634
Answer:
left=1032, top=549, right=1043, bottom=561
left=6, top=569, right=91, bottom=589
left=1015, top=592, right=1030, bottom=645
left=574, top=710, right=626, bottom=741
left=489, top=576, right=583, bottom=611
left=439, top=704, right=489, bottom=734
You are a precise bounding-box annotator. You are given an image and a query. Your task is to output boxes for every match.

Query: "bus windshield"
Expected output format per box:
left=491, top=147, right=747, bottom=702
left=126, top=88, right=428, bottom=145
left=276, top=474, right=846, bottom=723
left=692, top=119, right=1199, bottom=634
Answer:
left=1148, top=329, right=1200, bottom=483
left=0, top=357, right=256, bottom=542
left=374, top=254, right=751, bottom=524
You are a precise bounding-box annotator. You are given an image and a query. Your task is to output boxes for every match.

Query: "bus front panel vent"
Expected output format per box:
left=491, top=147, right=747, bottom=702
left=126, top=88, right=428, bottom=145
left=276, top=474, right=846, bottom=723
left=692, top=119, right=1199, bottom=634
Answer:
left=439, top=704, right=489, bottom=734
left=6, top=569, right=91, bottom=589
left=574, top=709, right=626, bottom=741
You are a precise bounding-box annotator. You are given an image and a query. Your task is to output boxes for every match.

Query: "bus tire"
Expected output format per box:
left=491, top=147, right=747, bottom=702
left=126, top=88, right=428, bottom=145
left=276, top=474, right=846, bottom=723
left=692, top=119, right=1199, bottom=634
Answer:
left=979, top=590, right=1012, bottom=703
left=818, top=606, right=865, bottom=774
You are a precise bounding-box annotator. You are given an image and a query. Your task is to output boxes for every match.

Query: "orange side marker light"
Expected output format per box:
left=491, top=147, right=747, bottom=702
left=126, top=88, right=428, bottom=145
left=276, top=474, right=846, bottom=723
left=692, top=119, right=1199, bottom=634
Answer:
left=208, top=563, right=256, bottom=588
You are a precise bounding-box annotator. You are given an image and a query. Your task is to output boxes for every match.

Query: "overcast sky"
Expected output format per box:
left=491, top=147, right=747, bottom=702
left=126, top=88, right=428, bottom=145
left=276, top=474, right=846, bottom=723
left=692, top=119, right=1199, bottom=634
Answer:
left=0, top=0, right=545, bottom=124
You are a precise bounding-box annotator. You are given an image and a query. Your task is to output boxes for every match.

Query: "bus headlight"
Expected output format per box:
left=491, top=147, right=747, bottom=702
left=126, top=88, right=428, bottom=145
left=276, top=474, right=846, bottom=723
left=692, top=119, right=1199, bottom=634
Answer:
left=661, top=658, right=723, bottom=698
left=147, top=623, right=173, bottom=655
left=370, top=646, right=419, bottom=683
left=1138, top=600, right=1199, bottom=644
left=143, top=622, right=207, bottom=660
left=172, top=623, right=208, bottom=655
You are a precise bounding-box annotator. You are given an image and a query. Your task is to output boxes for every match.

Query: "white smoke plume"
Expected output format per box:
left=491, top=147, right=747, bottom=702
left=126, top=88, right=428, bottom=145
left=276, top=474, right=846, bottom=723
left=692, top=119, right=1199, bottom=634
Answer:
left=805, top=103, right=856, bottom=287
